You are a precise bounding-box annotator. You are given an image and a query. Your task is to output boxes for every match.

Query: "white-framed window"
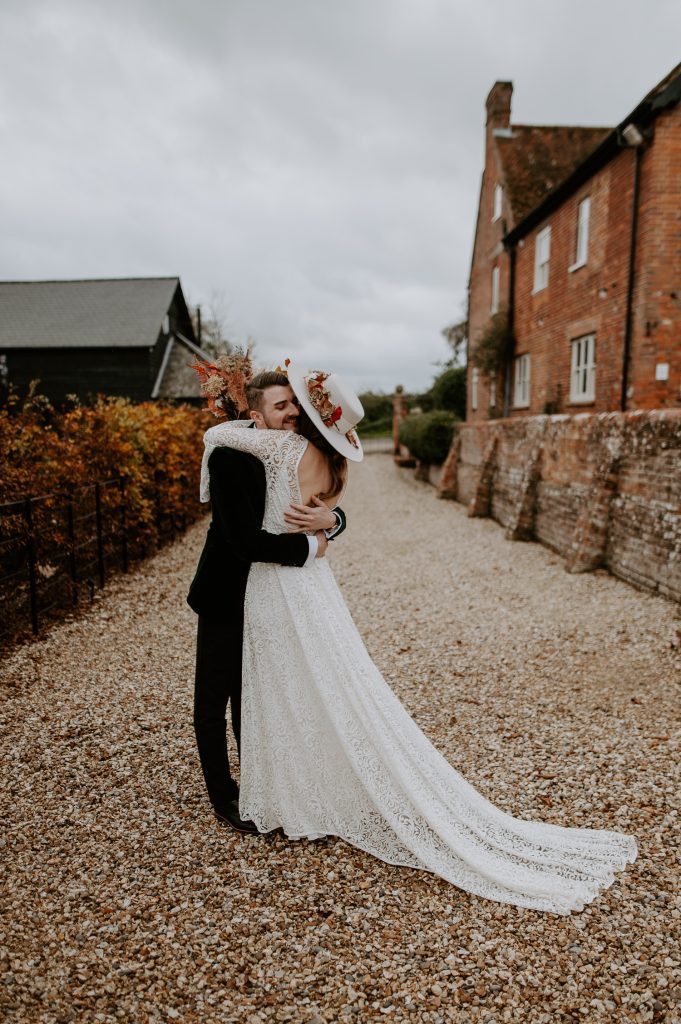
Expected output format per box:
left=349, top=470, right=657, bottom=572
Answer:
left=570, top=333, right=596, bottom=402
left=513, top=354, right=530, bottom=408
left=490, top=265, right=500, bottom=314
left=492, top=183, right=503, bottom=222
left=162, top=313, right=170, bottom=334
left=533, top=226, right=551, bottom=292
left=489, top=376, right=496, bottom=407
left=570, top=197, right=590, bottom=271
left=471, top=367, right=478, bottom=411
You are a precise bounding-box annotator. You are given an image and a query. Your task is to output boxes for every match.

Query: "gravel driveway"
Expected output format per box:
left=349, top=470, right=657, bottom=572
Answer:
left=2, top=455, right=680, bottom=1024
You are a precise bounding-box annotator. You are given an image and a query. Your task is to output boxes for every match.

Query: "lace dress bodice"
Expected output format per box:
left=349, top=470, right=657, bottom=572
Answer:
left=201, top=422, right=309, bottom=533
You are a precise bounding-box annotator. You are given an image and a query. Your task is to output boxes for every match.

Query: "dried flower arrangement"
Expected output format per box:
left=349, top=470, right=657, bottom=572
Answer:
left=190, top=348, right=253, bottom=419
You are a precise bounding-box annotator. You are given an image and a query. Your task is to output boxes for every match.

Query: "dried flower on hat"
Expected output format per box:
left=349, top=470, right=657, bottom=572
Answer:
left=306, top=371, right=343, bottom=428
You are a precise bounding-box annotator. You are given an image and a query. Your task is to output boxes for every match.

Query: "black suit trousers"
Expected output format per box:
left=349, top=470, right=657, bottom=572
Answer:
left=193, top=612, right=244, bottom=808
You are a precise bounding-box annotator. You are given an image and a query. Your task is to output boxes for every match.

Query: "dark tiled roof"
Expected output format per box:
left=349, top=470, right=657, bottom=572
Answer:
left=0, top=277, right=181, bottom=348
left=643, top=60, right=681, bottom=111
left=497, top=125, right=611, bottom=222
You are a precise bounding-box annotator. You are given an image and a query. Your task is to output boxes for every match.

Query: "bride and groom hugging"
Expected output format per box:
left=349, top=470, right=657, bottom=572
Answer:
left=187, top=367, right=349, bottom=834
left=187, top=361, right=636, bottom=915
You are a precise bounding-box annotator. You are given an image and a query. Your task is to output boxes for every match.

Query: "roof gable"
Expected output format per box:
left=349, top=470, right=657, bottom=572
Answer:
left=502, top=63, right=680, bottom=242
left=0, top=277, right=184, bottom=349
left=496, top=125, right=610, bottom=222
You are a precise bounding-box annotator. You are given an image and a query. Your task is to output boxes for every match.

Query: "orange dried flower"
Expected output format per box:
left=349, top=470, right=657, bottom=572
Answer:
left=190, top=348, right=253, bottom=419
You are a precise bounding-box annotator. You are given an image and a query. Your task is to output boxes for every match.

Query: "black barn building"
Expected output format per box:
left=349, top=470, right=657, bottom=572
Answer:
left=0, top=277, right=214, bottom=403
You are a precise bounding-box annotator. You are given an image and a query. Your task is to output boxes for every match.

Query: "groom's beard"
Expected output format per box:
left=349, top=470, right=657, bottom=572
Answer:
left=261, top=412, right=299, bottom=431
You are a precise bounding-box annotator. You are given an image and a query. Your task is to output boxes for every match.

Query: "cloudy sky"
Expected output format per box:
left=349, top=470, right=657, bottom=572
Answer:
left=1, top=1, right=679, bottom=392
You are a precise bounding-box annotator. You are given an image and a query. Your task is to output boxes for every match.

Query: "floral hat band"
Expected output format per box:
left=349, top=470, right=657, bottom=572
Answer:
left=305, top=371, right=353, bottom=439
left=286, top=362, right=365, bottom=462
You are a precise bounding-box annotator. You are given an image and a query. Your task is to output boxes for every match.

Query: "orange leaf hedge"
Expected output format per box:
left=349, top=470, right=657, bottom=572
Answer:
left=0, top=392, right=211, bottom=555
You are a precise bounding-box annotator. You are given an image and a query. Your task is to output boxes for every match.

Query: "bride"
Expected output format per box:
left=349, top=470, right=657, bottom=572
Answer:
left=200, top=363, right=636, bottom=915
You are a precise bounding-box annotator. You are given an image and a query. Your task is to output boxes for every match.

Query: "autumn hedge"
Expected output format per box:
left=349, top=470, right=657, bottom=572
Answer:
left=0, top=392, right=211, bottom=562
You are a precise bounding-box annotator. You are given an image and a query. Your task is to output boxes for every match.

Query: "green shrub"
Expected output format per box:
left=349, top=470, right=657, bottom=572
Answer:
left=357, top=391, right=393, bottom=438
left=408, top=390, right=435, bottom=413
left=430, top=366, right=467, bottom=419
left=359, top=415, right=393, bottom=438
left=358, top=390, right=392, bottom=422
left=399, top=410, right=457, bottom=464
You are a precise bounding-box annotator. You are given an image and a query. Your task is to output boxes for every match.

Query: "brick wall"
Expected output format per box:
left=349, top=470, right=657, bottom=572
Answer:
left=438, top=410, right=681, bottom=602
left=467, top=80, right=681, bottom=422
left=630, top=105, right=681, bottom=409
left=512, top=151, right=636, bottom=416
left=466, top=83, right=511, bottom=422
left=511, top=103, right=681, bottom=418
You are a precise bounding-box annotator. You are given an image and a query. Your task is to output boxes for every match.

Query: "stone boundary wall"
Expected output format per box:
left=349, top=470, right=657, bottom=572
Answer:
left=433, top=411, right=681, bottom=602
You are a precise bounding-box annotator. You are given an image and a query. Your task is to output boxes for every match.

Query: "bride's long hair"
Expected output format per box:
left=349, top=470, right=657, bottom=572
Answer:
left=296, top=407, right=347, bottom=502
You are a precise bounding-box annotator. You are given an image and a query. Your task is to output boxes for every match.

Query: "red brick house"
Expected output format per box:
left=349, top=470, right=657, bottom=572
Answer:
left=466, top=64, right=681, bottom=421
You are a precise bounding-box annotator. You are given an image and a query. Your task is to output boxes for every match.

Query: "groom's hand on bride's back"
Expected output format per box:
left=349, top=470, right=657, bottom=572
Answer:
left=284, top=496, right=337, bottom=533
left=314, top=530, right=328, bottom=558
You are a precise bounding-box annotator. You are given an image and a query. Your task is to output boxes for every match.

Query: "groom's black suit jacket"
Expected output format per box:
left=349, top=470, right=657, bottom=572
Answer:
left=187, top=445, right=346, bottom=620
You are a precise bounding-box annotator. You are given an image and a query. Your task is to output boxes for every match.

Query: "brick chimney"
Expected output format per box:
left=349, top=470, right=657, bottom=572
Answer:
left=486, top=81, right=513, bottom=132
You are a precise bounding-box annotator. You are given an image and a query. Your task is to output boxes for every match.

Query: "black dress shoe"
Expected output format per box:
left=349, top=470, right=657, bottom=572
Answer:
left=213, top=800, right=259, bottom=835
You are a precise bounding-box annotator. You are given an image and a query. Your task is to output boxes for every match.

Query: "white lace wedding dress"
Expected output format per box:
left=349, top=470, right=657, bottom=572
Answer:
left=202, top=422, right=636, bottom=914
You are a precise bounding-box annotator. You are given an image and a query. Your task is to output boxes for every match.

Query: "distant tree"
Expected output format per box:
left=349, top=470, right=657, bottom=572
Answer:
left=441, top=319, right=468, bottom=368
left=430, top=366, right=466, bottom=420
left=358, top=391, right=392, bottom=422
left=190, top=291, right=240, bottom=360
left=358, top=391, right=393, bottom=438
left=408, top=389, right=435, bottom=414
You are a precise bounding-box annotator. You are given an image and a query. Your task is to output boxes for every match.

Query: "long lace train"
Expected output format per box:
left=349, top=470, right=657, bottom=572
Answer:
left=204, top=422, right=636, bottom=914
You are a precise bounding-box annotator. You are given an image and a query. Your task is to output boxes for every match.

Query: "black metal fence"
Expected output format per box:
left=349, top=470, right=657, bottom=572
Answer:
left=0, top=472, right=201, bottom=645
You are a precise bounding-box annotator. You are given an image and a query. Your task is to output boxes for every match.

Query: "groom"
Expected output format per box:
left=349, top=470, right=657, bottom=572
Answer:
left=187, top=370, right=346, bottom=833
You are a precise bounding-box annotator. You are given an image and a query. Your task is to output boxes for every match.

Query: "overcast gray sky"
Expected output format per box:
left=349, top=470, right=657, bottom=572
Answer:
left=1, top=0, right=679, bottom=392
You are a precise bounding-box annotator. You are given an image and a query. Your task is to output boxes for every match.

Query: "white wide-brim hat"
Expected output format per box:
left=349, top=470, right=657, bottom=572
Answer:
left=287, top=363, right=364, bottom=462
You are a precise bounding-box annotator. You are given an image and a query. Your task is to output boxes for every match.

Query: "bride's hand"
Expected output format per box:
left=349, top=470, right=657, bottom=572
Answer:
left=284, top=496, right=336, bottom=533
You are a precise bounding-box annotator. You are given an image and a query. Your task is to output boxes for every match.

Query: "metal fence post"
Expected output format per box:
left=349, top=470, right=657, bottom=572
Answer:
left=179, top=474, right=188, bottom=533
left=154, top=470, right=163, bottom=549
left=94, top=483, right=105, bottom=588
left=169, top=475, right=176, bottom=544
left=23, top=498, right=39, bottom=635
left=118, top=477, right=128, bottom=573
left=4, top=466, right=196, bottom=639
left=66, top=497, right=78, bottom=605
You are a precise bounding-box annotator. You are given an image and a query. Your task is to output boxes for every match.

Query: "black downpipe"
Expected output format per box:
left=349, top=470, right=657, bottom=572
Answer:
left=503, top=241, right=516, bottom=418
left=621, top=145, right=642, bottom=411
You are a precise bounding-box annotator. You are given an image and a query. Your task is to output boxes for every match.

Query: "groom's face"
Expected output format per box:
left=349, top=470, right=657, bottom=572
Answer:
left=251, top=384, right=300, bottom=431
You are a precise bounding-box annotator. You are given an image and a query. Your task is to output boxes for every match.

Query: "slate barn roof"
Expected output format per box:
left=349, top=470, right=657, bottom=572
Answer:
left=0, top=277, right=181, bottom=348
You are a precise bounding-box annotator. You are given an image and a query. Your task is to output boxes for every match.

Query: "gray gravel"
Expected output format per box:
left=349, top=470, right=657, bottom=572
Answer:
left=2, top=455, right=680, bottom=1024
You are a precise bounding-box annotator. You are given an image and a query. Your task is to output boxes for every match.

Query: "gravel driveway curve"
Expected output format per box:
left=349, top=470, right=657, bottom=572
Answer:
left=2, top=455, right=680, bottom=1024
